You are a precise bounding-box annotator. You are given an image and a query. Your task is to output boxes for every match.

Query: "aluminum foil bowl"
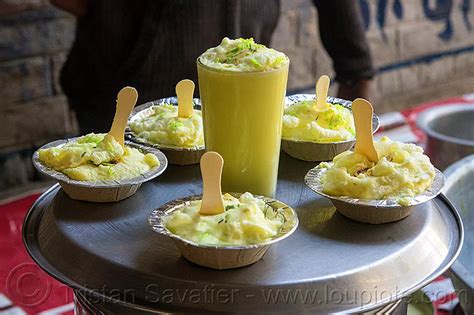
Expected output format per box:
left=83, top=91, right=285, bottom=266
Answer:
left=281, top=94, right=380, bottom=162
left=126, top=97, right=205, bottom=165
left=305, top=165, right=445, bottom=224
left=32, top=139, right=168, bottom=202
left=417, top=104, right=474, bottom=170
left=148, top=193, right=298, bottom=269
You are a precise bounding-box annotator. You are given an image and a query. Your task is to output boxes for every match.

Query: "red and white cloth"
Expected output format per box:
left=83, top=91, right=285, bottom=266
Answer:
left=375, top=93, right=474, bottom=145
left=422, top=277, right=459, bottom=314
left=0, top=192, right=73, bottom=315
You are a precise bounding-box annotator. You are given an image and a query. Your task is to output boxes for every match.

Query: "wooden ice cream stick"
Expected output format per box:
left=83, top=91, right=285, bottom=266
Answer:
left=352, top=98, right=379, bottom=162
left=199, top=151, right=225, bottom=215
left=315, top=75, right=330, bottom=111
left=176, top=79, right=195, bottom=118
left=108, top=86, right=138, bottom=147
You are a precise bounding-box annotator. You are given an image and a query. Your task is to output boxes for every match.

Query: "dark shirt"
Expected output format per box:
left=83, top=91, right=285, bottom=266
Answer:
left=61, top=0, right=373, bottom=133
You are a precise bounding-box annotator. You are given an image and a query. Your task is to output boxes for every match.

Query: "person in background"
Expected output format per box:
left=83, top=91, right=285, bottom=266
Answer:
left=51, top=0, right=374, bottom=134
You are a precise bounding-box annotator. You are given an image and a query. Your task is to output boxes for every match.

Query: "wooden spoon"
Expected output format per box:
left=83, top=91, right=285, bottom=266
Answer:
left=176, top=79, right=195, bottom=118
left=352, top=98, right=378, bottom=162
left=199, top=151, right=225, bottom=215
left=315, top=75, right=330, bottom=111
left=108, top=86, right=138, bottom=147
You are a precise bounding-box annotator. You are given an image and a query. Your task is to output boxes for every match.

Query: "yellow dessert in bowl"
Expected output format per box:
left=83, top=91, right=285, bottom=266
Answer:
left=320, top=137, right=436, bottom=202
left=38, top=133, right=160, bottom=181
left=33, top=133, right=168, bottom=202
left=129, top=103, right=203, bottom=148
left=305, top=137, right=444, bottom=224
left=128, top=98, right=204, bottom=165
left=281, top=95, right=379, bottom=162
left=149, top=192, right=298, bottom=269
left=282, top=99, right=355, bottom=143
left=165, top=192, right=289, bottom=245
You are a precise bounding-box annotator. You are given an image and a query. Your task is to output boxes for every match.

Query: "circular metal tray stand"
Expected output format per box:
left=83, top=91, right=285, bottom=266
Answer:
left=23, top=154, right=463, bottom=314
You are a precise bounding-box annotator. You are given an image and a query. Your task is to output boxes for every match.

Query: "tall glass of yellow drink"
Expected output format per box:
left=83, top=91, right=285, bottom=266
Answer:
left=197, top=38, right=289, bottom=197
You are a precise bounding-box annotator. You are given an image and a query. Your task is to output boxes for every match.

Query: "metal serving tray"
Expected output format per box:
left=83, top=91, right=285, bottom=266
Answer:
left=23, top=154, right=463, bottom=314
left=444, top=155, right=474, bottom=314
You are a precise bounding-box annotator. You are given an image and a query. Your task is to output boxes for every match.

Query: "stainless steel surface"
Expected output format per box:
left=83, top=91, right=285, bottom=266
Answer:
left=417, top=104, right=474, bottom=170
left=149, top=193, right=298, bottom=269
left=73, top=289, right=408, bottom=315
left=281, top=94, right=380, bottom=162
left=73, top=290, right=172, bottom=315
left=126, top=97, right=205, bottom=165
left=444, top=155, right=474, bottom=314
left=23, top=154, right=463, bottom=314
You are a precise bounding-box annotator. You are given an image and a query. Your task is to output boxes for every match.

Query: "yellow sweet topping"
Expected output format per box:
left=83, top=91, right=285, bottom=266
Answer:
left=282, top=100, right=355, bottom=143
left=198, top=37, right=289, bottom=72
left=38, top=133, right=159, bottom=181
left=129, top=104, right=203, bottom=148
left=165, top=192, right=288, bottom=246
left=320, top=137, right=435, bottom=202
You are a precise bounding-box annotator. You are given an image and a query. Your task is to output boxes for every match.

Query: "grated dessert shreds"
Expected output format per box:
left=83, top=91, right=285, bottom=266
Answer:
left=198, top=37, right=289, bottom=72
left=38, top=133, right=160, bottom=181
left=320, top=137, right=436, bottom=205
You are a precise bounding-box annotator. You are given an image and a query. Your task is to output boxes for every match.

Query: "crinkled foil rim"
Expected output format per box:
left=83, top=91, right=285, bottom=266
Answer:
left=282, top=94, right=380, bottom=145
left=304, top=163, right=445, bottom=207
left=126, top=97, right=205, bottom=152
left=148, top=193, right=299, bottom=250
left=32, top=138, right=168, bottom=188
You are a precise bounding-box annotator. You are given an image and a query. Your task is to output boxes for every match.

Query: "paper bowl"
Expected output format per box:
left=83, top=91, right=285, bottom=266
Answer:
left=32, top=139, right=168, bottom=202
left=126, top=97, right=205, bottom=165
left=304, top=165, right=445, bottom=224
left=148, top=193, right=299, bottom=269
left=281, top=94, right=380, bottom=162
